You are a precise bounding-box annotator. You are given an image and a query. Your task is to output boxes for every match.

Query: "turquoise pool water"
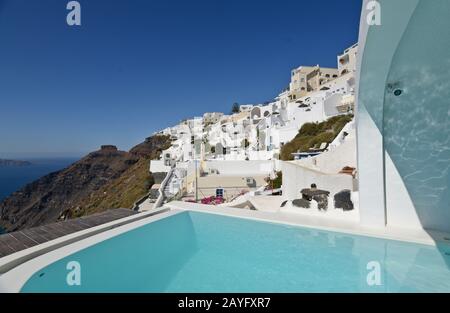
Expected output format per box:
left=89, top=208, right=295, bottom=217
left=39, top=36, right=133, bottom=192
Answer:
left=21, top=211, right=450, bottom=292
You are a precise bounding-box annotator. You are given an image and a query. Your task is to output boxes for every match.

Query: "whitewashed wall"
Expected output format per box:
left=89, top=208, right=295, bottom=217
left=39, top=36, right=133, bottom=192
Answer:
left=297, top=135, right=357, bottom=175
left=281, top=161, right=355, bottom=201
left=323, top=94, right=342, bottom=117
left=356, top=0, right=422, bottom=230
left=247, top=150, right=273, bottom=161
left=150, top=160, right=171, bottom=173
left=202, top=160, right=275, bottom=176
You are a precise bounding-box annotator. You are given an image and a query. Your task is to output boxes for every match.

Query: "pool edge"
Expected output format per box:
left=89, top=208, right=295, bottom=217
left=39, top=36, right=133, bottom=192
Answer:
left=0, top=208, right=180, bottom=293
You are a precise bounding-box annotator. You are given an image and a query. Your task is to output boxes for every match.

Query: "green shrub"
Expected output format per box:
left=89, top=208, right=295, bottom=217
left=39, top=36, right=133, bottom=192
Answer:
left=298, top=122, right=320, bottom=137
left=280, top=114, right=353, bottom=161
left=309, top=132, right=335, bottom=149
left=267, top=171, right=282, bottom=189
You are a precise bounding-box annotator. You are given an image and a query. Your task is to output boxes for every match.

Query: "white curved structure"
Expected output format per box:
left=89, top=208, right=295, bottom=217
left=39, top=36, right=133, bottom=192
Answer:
left=357, top=0, right=450, bottom=233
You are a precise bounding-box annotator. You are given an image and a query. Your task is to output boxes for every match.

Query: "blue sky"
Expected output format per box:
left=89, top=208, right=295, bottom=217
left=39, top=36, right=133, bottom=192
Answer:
left=0, top=0, right=362, bottom=158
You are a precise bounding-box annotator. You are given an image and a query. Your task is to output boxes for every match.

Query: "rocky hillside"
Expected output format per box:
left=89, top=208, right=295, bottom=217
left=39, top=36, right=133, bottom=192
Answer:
left=0, top=135, right=171, bottom=232
left=280, top=115, right=353, bottom=161
left=70, top=158, right=154, bottom=218
left=129, top=135, right=172, bottom=158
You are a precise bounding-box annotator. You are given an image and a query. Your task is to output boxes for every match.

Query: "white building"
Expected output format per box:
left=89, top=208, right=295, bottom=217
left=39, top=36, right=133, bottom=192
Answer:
left=338, top=43, right=358, bottom=76
left=203, top=112, right=223, bottom=126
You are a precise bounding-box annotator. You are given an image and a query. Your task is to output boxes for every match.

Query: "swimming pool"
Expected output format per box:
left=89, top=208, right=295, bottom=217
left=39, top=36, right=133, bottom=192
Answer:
left=15, top=211, right=450, bottom=292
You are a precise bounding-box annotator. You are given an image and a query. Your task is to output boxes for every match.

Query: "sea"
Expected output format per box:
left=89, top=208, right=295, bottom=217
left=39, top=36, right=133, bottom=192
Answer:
left=0, top=158, right=78, bottom=202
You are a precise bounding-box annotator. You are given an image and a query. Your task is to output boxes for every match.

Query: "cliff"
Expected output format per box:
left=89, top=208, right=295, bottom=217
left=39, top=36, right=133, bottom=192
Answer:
left=0, top=135, right=171, bottom=232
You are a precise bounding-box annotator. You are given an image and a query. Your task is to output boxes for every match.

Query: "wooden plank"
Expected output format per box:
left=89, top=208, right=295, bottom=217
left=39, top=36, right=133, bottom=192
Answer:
left=0, top=209, right=139, bottom=258
left=0, top=239, right=16, bottom=256
left=85, top=216, right=110, bottom=226
left=70, top=219, right=93, bottom=229
left=79, top=215, right=102, bottom=226
left=114, top=211, right=135, bottom=218
left=33, top=227, right=60, bottom=241
left=21, top=229, right=49, bottom=245
left=61, top=221, right=85, bottom=232
left=0, top=234, right=27, bottom=252
left=58, top=224, right=80, bottom=235
left=9, top=232, right=38, bottom=248
left=74, top=218, right=93, bottom=228
left=118, top=208, right=136, bottom=214
left=43, top=224, right=70, bottom=238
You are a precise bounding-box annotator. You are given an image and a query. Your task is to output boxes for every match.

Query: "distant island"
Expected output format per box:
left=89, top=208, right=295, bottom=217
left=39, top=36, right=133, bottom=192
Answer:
left=0, top=159, right=32, bottom=167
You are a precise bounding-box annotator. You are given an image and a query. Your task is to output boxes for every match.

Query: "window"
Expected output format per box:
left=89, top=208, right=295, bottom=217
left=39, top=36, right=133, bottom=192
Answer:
left=325, top=74, right=330, bottom=78
left=216, top=188, right=224, bottom=198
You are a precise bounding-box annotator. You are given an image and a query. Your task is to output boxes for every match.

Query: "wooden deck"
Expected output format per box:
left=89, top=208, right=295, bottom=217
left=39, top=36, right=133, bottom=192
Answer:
left=0, top=208, right=137, bottom=258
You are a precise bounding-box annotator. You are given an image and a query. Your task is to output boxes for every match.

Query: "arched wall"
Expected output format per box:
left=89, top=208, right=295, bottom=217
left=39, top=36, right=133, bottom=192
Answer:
left=356, top=0, right=421, bottom=229
left=357, top=0, right=450, bottom=233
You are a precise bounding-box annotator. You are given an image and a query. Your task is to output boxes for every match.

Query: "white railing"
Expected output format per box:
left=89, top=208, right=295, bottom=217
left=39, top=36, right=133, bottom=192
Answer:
left=153, top=168, right=175, bottom=209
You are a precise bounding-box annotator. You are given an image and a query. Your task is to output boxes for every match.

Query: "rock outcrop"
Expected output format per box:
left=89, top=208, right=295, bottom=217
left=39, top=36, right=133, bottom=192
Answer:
left=130, top=135, right=171, bottom=158
left=292, top=199, right=311, bottom=209
left=334, top=190, right=354, bottom=211
left=300, top=187, right=330, bottom=211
